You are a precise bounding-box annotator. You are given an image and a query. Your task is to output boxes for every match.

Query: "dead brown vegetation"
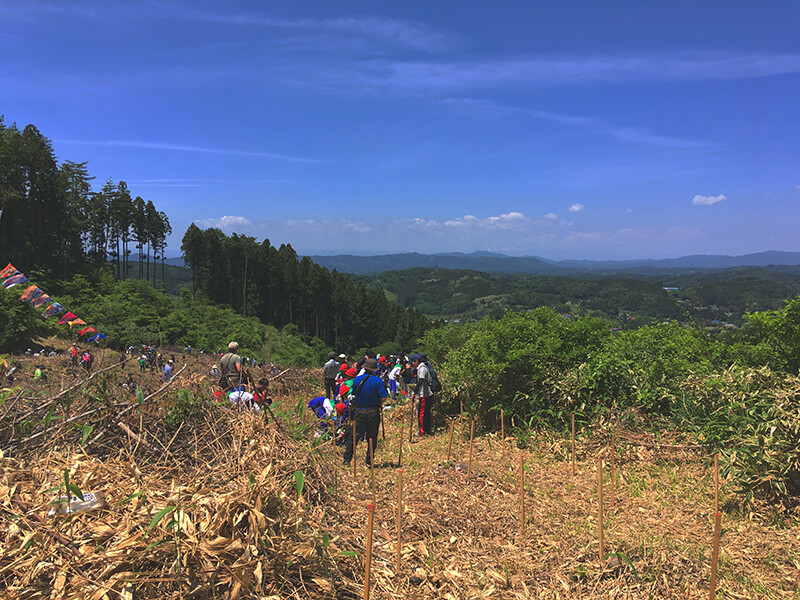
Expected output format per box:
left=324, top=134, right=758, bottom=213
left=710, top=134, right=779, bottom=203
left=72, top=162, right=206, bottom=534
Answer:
left=1, top=351, right=799, bottom=599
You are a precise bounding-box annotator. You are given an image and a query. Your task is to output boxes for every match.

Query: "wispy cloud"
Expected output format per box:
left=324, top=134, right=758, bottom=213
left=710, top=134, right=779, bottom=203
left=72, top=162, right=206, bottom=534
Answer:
left=57, top=139, right=326, bottom=164
left=177, top=10, right=452, bottom=52
left=569, top=204, right=585, bottom=213
left=693, top=194, right=726, bottom=206
left=442, top=97, right=714, bottom=150
left=378, top=53, right=800, bottom=91
left=128, top=178, right=292, bottom=188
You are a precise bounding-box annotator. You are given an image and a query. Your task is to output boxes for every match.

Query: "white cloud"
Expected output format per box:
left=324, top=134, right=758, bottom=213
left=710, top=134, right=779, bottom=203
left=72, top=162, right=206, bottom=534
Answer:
left=692, top=194, right=726, bottom=206
left=543, top=213, right=558, bottom=220
left=569, top=204, right=584, bottom=213
left=194, top=215, right=253, bottom=229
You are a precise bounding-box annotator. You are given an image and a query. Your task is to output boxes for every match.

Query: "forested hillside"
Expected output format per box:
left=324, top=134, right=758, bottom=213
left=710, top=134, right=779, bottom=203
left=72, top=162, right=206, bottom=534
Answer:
left=353, top=267, right=800, bottom=325
left=181, top=225, right=430, bottom=352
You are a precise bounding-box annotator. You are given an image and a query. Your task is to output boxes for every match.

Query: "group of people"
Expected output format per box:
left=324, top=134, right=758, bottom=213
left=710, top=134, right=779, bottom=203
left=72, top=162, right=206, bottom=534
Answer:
left=319, top=351, right=437, bottom=467
left=68, top=344, right=94, bottom=373
left=215, top=341, right=273, bottom=412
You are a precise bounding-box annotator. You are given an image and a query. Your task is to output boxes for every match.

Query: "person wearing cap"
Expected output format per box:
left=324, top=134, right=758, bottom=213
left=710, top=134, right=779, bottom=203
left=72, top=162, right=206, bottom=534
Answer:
left=219, top=341, right=244, bottom=391
left=410, top=353, right=433, bottom=435
left=162, top=359, right=174, bottom=382
left=322, top=352, right=340, bottom=400
left=342, top=358, right=387, bottom=466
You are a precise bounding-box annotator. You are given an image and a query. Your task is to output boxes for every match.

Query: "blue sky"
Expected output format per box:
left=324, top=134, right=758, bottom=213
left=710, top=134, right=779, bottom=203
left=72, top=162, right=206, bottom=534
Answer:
left=2, top=1, right=799, bottom=259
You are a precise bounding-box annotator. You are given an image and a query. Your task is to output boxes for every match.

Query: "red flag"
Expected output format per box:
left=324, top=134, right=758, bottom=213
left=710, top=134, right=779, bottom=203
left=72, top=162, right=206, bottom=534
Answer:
left=78, top=327, right=98, bottom=336
left=58, top=312, right=77, bottom=325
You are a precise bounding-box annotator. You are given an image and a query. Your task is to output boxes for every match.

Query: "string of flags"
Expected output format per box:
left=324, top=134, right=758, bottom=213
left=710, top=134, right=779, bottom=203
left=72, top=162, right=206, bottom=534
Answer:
left=0, top=262, right=108, bottom=343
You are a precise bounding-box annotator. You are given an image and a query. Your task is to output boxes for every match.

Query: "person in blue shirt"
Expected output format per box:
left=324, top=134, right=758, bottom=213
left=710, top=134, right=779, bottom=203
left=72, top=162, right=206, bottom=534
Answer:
left=342, top=358, right=387, bottom=467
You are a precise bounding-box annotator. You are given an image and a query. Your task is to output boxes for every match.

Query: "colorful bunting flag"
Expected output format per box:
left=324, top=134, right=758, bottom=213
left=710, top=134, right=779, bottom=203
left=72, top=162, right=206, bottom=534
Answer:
left=19, top=285, right=40, bottom=302
left=78, top=327, right=98, bottom=336
left=68, top=318, right=87, bottom=328
left=31, top=293, right=51, bottom=308
left=58, top=312, right=77, bottom=325
left=3, top=274, right=29, bottom=288
left=43, top=302, right=65, bottom=319
left=86, top=333, right=106, bottom=343
left=0, top=263, right=19, bottom=279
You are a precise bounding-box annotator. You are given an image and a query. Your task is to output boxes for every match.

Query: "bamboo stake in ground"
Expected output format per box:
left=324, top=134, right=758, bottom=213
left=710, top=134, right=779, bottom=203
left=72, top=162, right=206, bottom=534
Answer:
left=397, top=424, right=404, bottom=468
left=597, top=457, right=604, bottom=561
left=571, top=413, right=576, bottom=476
left=396, top=470, right=403, bottom=573
left=446, top=417, right=455, bottom=462
left=369, top=439, right=376, bottom=503
left=714, top=453, right=719, bottom=514
left=501, top=408, right=505, bottom=459
left=709, top=511, right=722, bottom=600
left=353, top=418, right=358, bottom=479
left=467, top=418, right=475, bottom=478
left=519, top=452, right=525, bottom=533
left=364, top=503, right=375, bottom=600
left=610, top=433, right=616, bottom=507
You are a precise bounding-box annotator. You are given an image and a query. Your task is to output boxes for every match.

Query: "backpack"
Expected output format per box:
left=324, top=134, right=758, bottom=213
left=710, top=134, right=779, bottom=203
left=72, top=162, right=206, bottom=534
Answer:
left=427, top=363, right=443, bottom=394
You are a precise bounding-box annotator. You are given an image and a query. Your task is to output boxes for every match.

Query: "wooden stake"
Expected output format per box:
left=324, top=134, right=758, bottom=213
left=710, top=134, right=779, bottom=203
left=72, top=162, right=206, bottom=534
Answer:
left=519, top=452, right=525, bottom=533
left=369, top=439, right=376, bottom=503
left=364, top=503, right=374, bottom=600
left=571, top=413, right=576, bottom=476
left=467, top=418, right=475, bottom=478
left=610, top=433, right=616, bottom=507
left=597, top=457, right=604, bottom=561
left=714, top=454, right=720, bottom=508
left=708, top=512, right=722, bottom=600
left=397, top=424, right=404, bottom=468
left=501, top=408, right=505, bottom=458
left=446, top=417, right=455, bottom=462
left=353, top=418, right=357, bottom=479
left=396, top=470, right=403, bottom=573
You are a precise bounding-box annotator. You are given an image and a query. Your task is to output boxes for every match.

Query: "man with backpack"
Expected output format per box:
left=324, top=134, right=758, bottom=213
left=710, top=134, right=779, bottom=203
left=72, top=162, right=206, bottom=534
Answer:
left=219, top=341, right=244, bottom=391
left=342, top=358, right=387, bottom=467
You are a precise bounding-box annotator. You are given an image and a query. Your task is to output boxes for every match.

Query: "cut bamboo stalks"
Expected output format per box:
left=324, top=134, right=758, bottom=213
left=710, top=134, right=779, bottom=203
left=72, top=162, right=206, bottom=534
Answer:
left=396, top=469, right=403, bottom=573
left=446, top=417, right=455, bottom=462
left=709, top=511, right=722, bottom=600
left=364, top=503, right=374, bottom=600
left=597, top=457, right=604, bottom=561
left=519, top=452, right=525, bottom=533
left=467, top=418, right=475, bottom=478
left=571, top=413, right=576, bottom=476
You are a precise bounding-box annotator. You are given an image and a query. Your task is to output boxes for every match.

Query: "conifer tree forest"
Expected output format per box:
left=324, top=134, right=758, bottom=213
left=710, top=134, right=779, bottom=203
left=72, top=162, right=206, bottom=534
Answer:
left=180, top=224, right=431, bottom=351
left=0, top=117, right=171, bottom=284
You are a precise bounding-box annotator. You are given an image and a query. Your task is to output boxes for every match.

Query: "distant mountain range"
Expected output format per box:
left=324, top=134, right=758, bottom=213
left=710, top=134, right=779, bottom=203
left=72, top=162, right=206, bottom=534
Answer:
left=303, top=250, right=800, bottom=275
left=165, top=250, right=800, bottom=276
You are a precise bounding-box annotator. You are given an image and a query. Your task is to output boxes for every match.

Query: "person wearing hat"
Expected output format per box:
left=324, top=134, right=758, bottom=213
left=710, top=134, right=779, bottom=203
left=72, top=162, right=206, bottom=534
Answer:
left=219, top=341, right=244, bottom=391
left=322, top=352, right=340, bottom=400
left=162, top=359, right=174, bottom=382
left=410, top=353, right=433, bottom=435
left=342, top=358, right=387, bottom=466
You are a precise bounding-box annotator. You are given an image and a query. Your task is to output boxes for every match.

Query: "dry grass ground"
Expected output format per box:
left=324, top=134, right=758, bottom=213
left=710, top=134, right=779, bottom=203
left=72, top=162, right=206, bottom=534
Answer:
left=1, top=347, right=799, bottom=599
